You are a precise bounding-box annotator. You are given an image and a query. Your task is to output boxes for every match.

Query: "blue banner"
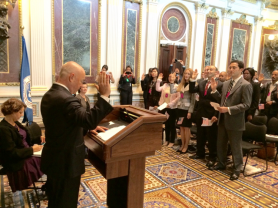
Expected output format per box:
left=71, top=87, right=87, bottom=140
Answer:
left=20, top=36, right=33, bottom=124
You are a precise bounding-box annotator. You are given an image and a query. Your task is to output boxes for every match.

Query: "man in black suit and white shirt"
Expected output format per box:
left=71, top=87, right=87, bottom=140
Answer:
left=209, top=60, right=252, bottom=181
left=189, top=65, right=223, bottom=166
left=41, top=62, right=113, bottom=207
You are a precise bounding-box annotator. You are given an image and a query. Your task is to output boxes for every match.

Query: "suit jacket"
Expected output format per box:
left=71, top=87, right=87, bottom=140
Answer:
left=189, top=79, right=223, bottom=123
left=119, top=75, right=136, bottom=92
left=0, top=119, right=33, bottom=172
left=141, top=74, right=150, bottom=99
left=246, top=81, right=260, bottom=118
left=212, top=77, right=252, bottom=131
left=260, top=82, right=278, bottom=115
left=41, top=84, right=113, bottom=178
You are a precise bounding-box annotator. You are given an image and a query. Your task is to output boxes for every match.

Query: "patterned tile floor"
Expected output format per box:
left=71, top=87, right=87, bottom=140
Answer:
left=1, top=146, right=278, bottom=207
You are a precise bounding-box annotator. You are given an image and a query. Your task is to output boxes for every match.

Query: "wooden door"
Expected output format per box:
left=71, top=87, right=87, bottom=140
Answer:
left=159, top=45, right=187, bottom=82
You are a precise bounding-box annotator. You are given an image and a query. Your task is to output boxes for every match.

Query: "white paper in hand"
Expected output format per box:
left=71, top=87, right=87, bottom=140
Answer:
left=210, top=102, right=220, bottom=111
left=158, top=102, right=168, bottom=111
left=201, top=117, right=213, bottom=126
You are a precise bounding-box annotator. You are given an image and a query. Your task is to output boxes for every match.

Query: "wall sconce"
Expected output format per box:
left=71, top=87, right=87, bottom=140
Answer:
left=268, top=35, right=275, bottom=40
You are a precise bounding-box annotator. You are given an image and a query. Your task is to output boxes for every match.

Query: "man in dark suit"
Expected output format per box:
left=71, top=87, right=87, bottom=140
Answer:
left=41, top=62, right=113, bottom=207
left=260, top=70, right=278, bottom=121
left=209, top=60, right=252, bottom=181
left=189, top=65, right=223, bottom=166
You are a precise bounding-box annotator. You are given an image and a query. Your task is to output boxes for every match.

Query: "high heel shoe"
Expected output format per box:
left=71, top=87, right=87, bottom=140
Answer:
left=176, top=149, right=182, bottom=153
left=180, top=149, right=188, bottom=154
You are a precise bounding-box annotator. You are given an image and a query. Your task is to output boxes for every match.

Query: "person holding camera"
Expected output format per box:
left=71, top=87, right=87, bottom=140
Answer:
left=169, top=58, right=185, bottom=84
left=119, top=66, right=136, bottom=105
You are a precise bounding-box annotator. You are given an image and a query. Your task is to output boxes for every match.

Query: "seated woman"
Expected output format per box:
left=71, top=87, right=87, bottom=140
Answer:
left=156, top=73, right=180, bottom=148
left=0, top=98, right=44, bottom=192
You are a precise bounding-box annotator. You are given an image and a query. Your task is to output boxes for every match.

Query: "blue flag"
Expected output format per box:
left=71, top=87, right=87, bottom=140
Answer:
left=20, top=36, right=33, bottom=124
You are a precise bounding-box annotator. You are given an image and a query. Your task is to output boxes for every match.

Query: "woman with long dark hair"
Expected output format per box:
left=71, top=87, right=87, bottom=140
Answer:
left=242, top=67, right=260, bottom=121
left=146, top=68, right=162, bottom=110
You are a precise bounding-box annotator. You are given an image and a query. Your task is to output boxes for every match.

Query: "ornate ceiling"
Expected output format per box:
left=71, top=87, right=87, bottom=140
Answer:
left=242, top=0, right=278, bottom=10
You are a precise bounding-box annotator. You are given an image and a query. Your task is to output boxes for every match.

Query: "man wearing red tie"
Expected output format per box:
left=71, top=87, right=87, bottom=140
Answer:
left=189, top=66, right=223, bottom=167
left=209, top=60, right=252, bottom=181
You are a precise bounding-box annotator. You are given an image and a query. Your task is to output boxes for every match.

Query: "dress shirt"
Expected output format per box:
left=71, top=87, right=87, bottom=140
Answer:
left=266, top=83, right=276, bottom=102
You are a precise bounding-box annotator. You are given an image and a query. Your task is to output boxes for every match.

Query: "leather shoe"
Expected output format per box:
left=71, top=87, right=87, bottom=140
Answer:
left=230, top=172, right=240, bottom=181
left=206, top=160, right=216, bottom=168
left=189, top=154, right=205, bottom=159
left=208, top=163, right=226, bottom=171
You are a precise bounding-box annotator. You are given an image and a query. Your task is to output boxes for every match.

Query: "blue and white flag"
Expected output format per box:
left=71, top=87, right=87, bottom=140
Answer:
left=20, top=36, right=33, bottom=124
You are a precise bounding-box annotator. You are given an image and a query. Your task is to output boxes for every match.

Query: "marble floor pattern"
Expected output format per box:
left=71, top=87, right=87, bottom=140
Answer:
left=1, top=146, right=278, bottom=207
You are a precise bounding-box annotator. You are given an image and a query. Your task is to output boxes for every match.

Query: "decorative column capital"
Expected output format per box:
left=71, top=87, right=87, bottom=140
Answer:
left=221, top=8, right=234, bottom=18
left=147, top=0, right=158, bottom=3
left=254, top=16, right=264, bottom=23
left=195, top=1, right=209, bottom=13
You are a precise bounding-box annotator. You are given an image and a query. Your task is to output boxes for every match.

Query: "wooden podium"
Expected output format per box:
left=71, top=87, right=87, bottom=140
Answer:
left=85, top=105, right=166, bottom=208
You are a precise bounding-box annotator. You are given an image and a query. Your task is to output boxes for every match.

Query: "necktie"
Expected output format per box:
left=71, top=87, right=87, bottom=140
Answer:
left=223, top=80, right=234, bottom=107
left=204, top=81, right=210, bottom=96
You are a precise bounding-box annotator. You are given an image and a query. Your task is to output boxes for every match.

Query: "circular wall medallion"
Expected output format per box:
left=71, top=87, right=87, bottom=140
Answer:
left=167, top=16, right=180, bottom=33
left=162, top=8, right=186, bottom=41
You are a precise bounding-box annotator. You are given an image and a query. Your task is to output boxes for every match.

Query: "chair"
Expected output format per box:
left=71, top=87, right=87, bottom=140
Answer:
left=242, top=121, right=268, bottom=177
left=26, top=122, right=42, bottom=144
left=266, top=117, right=278, bottom=165
left=252, top=115, right=267, bottom=125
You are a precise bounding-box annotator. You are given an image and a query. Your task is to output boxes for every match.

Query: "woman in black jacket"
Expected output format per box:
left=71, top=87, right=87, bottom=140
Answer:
left=119, top=66, right=136, bottom=104
left=243, top=67, right=261, bottom=121
left=144, top=67, right=163, bottom=110
left=0, top=98, right=44, bottom=192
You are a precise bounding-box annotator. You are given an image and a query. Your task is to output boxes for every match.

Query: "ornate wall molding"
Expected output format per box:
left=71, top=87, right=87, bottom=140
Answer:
left=121, top=0, right=142, bottom=86
left=206, top=7, right=218, bottom=19
left=266, top=20, right=278, bottom=30
left=51, top=0, right=101, bottom=85
left=0, top=0, right=22, bottom=86
left=157, top=2, right=192, bottom=69
left=234, top=14, right=251, bottom=25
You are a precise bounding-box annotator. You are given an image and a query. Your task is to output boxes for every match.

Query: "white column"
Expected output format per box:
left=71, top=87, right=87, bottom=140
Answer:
left=29, top=0, right=48, bottom=91
left=106, top=0, right=123, bottom=89
left=144, top=0, right=159, bottom=72
left=217, top=9, right=232, bottom=71
left=250, top=17, right=264, bottom=70
left=191, top=2, right=208, bottom=74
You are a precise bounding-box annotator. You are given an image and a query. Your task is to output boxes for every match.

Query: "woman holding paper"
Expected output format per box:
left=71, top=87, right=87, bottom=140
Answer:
left=176, top=68, right=196, bottom=153
left=156, top=73, right=180, bottom=147
left=0, top=98, right=44, bottom=192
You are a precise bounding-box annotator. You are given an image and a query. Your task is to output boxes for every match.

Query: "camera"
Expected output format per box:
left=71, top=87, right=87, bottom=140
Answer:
left=126, top=71, right=131, bottom=75
left=174, top=59, right=178, bottom=63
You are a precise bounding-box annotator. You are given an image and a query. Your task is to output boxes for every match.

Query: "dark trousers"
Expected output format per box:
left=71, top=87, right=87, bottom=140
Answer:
left=47, top=175, right=81, bottom=208
left=120, top=90, right=133, bottom=105
left=217, top=119, right=243, bottom=172
left=143, top=97, right=149, bottom=109
left=196, top=119, right=218, bottom=160
left=164, top=108, right=176, bottom=143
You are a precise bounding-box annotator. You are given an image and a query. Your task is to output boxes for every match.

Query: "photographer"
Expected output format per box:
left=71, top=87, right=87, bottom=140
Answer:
left=169, top=58, right=185, bottom=84
left=119, top=66, right=136, bottom=105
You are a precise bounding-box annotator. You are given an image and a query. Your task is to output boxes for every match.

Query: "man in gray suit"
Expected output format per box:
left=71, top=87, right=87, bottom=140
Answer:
left=209, top=60, right=252, bottom=181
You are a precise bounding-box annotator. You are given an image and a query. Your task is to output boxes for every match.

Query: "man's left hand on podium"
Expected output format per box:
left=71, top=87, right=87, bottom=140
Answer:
left=89, top=126, right=109, bottom=135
